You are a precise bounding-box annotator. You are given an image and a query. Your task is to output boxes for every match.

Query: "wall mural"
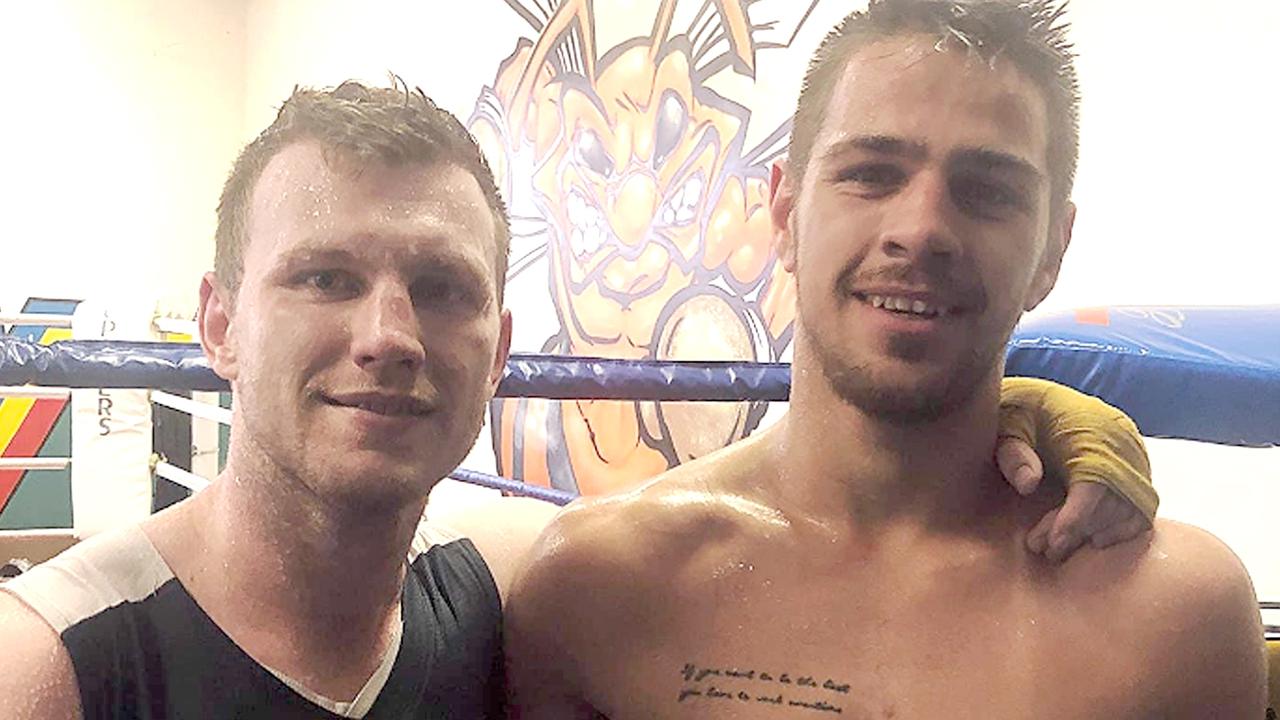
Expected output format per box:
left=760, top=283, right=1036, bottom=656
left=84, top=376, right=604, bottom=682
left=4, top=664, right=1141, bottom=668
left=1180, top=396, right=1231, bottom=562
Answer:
left=469, top=0, right=831, bottom=495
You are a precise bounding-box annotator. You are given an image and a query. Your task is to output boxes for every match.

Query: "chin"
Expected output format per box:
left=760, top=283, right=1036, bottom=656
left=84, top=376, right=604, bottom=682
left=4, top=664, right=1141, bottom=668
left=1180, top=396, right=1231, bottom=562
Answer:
left=845, top=378, right=961, bottom=423
left=317, top=456, right=438, bottom=508
left=821, top=352, right=986, bottom=424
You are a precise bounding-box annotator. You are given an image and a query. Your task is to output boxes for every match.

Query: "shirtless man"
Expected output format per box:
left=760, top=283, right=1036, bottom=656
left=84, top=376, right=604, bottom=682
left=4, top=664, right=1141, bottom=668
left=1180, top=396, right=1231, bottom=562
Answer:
left=503, top=2, right=1268, bottom=717
left=0, top=75, right=1163, bottom=718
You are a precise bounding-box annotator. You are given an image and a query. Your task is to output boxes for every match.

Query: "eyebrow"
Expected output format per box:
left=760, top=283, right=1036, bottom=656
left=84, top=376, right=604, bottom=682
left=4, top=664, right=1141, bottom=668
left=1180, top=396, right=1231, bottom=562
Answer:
left=950, top=147, right=1044, bottom=185
left=275, top=242, right=491, bottom=283
left=820, top=135, right=928, bottom=163
left=819, top=135, right=1044, bottom=183
left=274, top=245, right=359, bottom=271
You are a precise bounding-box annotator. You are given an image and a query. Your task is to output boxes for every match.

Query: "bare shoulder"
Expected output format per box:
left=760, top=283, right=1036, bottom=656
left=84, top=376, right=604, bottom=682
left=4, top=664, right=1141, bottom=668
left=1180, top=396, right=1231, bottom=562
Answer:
left=1141, top=520, right=1264, bottom=641
left=503, top=447, right=768, bottom=716
left=0, top=589, right=83, bottom=719
left=1064, top=519, right=1267, bottom=714
left=518, top=440, right=770, bottom=602
left=509, top=435, right=775, bottom=626
left=1147, top=521, right=1267, bottom=714
left=1116, top=519, right=1261, bottom=619
left=1059, top=518, right=1254, bottom=593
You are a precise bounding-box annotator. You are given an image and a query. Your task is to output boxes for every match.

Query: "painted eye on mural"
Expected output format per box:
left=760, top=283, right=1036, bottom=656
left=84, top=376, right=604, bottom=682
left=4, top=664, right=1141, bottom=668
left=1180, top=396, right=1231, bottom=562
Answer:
left=653, top=91, right=688, bottom=170
left=574, top=129, right=614, bottom=178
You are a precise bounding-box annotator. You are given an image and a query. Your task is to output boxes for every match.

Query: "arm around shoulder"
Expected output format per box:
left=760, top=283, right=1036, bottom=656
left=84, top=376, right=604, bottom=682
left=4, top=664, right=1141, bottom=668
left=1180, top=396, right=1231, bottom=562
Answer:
left=1146, top=522, right=1267, bottom=717
left=0, top=590, right=83, bottom=720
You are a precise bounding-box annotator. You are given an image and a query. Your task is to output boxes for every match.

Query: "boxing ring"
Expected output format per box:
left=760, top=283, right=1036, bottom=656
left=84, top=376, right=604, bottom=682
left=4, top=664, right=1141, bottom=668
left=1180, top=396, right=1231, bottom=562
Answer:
left=1, top=304, right=1278, bottom=708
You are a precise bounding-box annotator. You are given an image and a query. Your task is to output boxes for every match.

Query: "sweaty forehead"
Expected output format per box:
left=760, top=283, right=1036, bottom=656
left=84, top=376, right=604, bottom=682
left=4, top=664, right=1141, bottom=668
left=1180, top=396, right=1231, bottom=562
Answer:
left=246, top=142, right=498, bottom=269
left=817, top=35, right=1050, bottom=170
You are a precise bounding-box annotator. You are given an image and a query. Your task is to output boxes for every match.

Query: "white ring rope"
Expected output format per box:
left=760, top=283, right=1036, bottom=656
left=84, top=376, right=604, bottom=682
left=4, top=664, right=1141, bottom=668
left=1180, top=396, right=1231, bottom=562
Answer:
left=0, top=313, right=74, bottom=328
left=0, top=386, right=71, bottom=399
left=153, top=317, right=198, bottom=336
left=150, top=391, right=231, bottom=426
left=154, top=461, right=211, bottom=492
left=0, top=457, right=70, bottom=471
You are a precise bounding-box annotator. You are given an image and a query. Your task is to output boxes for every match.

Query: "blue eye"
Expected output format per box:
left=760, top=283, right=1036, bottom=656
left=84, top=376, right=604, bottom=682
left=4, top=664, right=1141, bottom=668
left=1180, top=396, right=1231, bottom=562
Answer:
left=835, top=163, right=907, bottom=196
left=308, top=271, right=338, bottom=290
left=299, top=270, right=360, bottom=298
left=413, top=277, right=479, bottom=309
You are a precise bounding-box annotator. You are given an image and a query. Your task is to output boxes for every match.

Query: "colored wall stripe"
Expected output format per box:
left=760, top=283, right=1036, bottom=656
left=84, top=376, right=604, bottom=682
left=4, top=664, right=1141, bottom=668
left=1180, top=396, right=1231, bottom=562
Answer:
left=0, top=397, right=36, bottom=453
left=0, top=298, right=78, bottom=515
left=0, top=399, right=66, bottom=514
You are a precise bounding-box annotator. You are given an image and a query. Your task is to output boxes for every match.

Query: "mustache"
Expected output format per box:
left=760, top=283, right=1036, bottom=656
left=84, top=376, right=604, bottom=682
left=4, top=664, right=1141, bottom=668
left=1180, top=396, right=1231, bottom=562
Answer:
left=835, top=263, right=987, bottom=310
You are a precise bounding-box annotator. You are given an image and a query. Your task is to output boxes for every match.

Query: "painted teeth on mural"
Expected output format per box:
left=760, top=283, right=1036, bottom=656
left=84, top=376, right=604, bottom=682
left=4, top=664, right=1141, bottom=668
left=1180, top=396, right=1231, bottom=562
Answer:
left=568, top=190, right=608, bottom=259
left=583, top=225, right=603, bottom=255
left=675, top=177, right=697, bottom=224
left=661, top=173, right=703, bottom=227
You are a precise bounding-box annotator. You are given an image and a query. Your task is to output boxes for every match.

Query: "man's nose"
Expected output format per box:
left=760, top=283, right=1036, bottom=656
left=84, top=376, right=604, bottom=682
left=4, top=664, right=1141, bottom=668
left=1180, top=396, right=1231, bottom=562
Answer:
left=877, top=172, right=963, bottom=263
left=351, top=280, right=426, bottom=373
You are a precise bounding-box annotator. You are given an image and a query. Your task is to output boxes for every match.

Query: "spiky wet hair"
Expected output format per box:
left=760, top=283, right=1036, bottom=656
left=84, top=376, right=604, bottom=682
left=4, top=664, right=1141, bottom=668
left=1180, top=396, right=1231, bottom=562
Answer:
left=790, top=0, right=1080, bottom=215
left=215, top=77, right=510, bottom=302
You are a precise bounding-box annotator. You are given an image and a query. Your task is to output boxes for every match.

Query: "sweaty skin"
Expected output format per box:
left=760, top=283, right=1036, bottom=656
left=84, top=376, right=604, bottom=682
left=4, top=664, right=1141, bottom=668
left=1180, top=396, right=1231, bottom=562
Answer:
left=503, top=34, right=1266, bottom=719
left=506, top=428, right=1264, bottom=719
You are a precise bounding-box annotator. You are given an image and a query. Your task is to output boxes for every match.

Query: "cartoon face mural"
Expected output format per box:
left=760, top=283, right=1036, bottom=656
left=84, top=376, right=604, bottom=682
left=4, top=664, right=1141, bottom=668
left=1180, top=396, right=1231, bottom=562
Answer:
left=470, top=0, right=820, bottom=495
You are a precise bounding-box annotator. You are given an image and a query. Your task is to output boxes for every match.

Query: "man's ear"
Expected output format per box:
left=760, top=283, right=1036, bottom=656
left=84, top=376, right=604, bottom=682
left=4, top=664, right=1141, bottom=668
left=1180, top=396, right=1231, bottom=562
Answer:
left=488, top=308, right=513, bottom=396
left=1025, top=202, right=1075, bottom=311
left=198, top=272, right=239, bottom=382
left=769, top=160, right=799, bottom=273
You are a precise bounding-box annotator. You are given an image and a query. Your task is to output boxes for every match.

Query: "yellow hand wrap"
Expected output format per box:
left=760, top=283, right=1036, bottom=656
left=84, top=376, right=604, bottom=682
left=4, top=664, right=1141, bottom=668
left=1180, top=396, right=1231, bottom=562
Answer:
left=998, top=376, right=1158, bottom=523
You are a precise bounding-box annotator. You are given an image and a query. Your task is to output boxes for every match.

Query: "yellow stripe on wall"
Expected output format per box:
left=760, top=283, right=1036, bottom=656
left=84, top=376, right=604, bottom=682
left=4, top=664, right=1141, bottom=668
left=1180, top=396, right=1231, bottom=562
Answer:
left=0, top=397, right=36, bottom=453
left=39, top=327, right=73, bottom=344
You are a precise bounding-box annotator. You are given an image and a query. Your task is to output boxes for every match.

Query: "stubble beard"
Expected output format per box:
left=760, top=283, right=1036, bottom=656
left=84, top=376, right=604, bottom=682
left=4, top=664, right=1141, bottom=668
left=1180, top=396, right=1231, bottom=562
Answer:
left=231, top=383, right=492, bottom=516
left=814, top=335, right=997, bottom=424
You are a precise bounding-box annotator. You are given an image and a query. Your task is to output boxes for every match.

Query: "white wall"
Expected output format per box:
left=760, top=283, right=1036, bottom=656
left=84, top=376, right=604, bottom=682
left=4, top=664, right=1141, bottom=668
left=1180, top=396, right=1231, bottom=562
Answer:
left=0, top=0, right=248, bottom=320
left=1036, top=0, right=1280, bottom=314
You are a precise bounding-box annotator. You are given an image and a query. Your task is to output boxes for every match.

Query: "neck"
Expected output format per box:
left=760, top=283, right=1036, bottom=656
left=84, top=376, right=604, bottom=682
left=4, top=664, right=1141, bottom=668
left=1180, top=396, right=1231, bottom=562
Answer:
left=174, top=435, right=424, bottom=660
left=771, top=344, right=1011, bottom=536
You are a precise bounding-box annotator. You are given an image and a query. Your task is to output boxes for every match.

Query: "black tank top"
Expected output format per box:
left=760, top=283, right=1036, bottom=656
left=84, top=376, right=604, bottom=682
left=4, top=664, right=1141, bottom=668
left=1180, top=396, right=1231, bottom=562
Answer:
left=2, top=523, right=504, bottom=719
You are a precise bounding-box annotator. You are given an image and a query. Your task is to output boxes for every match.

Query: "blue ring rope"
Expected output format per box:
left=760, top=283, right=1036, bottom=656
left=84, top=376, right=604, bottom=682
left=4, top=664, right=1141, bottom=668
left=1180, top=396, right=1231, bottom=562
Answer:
left=448, top=468, right=576, bottom=506
left=0, top=339, right=793, bottom=401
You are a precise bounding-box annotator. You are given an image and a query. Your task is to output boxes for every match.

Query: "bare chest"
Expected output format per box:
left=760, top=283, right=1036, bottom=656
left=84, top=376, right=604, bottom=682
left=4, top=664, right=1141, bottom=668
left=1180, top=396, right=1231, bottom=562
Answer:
left=582, top=567, right=1157, bottom=719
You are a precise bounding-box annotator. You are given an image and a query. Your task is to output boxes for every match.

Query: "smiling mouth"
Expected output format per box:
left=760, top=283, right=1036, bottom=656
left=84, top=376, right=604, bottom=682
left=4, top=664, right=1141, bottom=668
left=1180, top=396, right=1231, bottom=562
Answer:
left=850, top=292, right=959, bottom=319
left=321, top=393, right=433, bottom=417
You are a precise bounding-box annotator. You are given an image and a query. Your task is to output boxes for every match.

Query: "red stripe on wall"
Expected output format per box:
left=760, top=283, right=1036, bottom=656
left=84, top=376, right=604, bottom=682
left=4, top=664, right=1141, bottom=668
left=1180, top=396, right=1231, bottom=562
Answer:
left=0, top=399, right=68, bottom=513
left=0, top=469, right=22, bottom=514
left=3, top=399, right=67, bottom=458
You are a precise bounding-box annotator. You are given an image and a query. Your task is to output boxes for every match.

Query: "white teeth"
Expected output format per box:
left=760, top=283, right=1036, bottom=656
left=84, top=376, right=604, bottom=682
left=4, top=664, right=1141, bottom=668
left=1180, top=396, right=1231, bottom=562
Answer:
left=862, top=294, right=951, bottom=317
left=567, top=190, right=610, bottom=259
